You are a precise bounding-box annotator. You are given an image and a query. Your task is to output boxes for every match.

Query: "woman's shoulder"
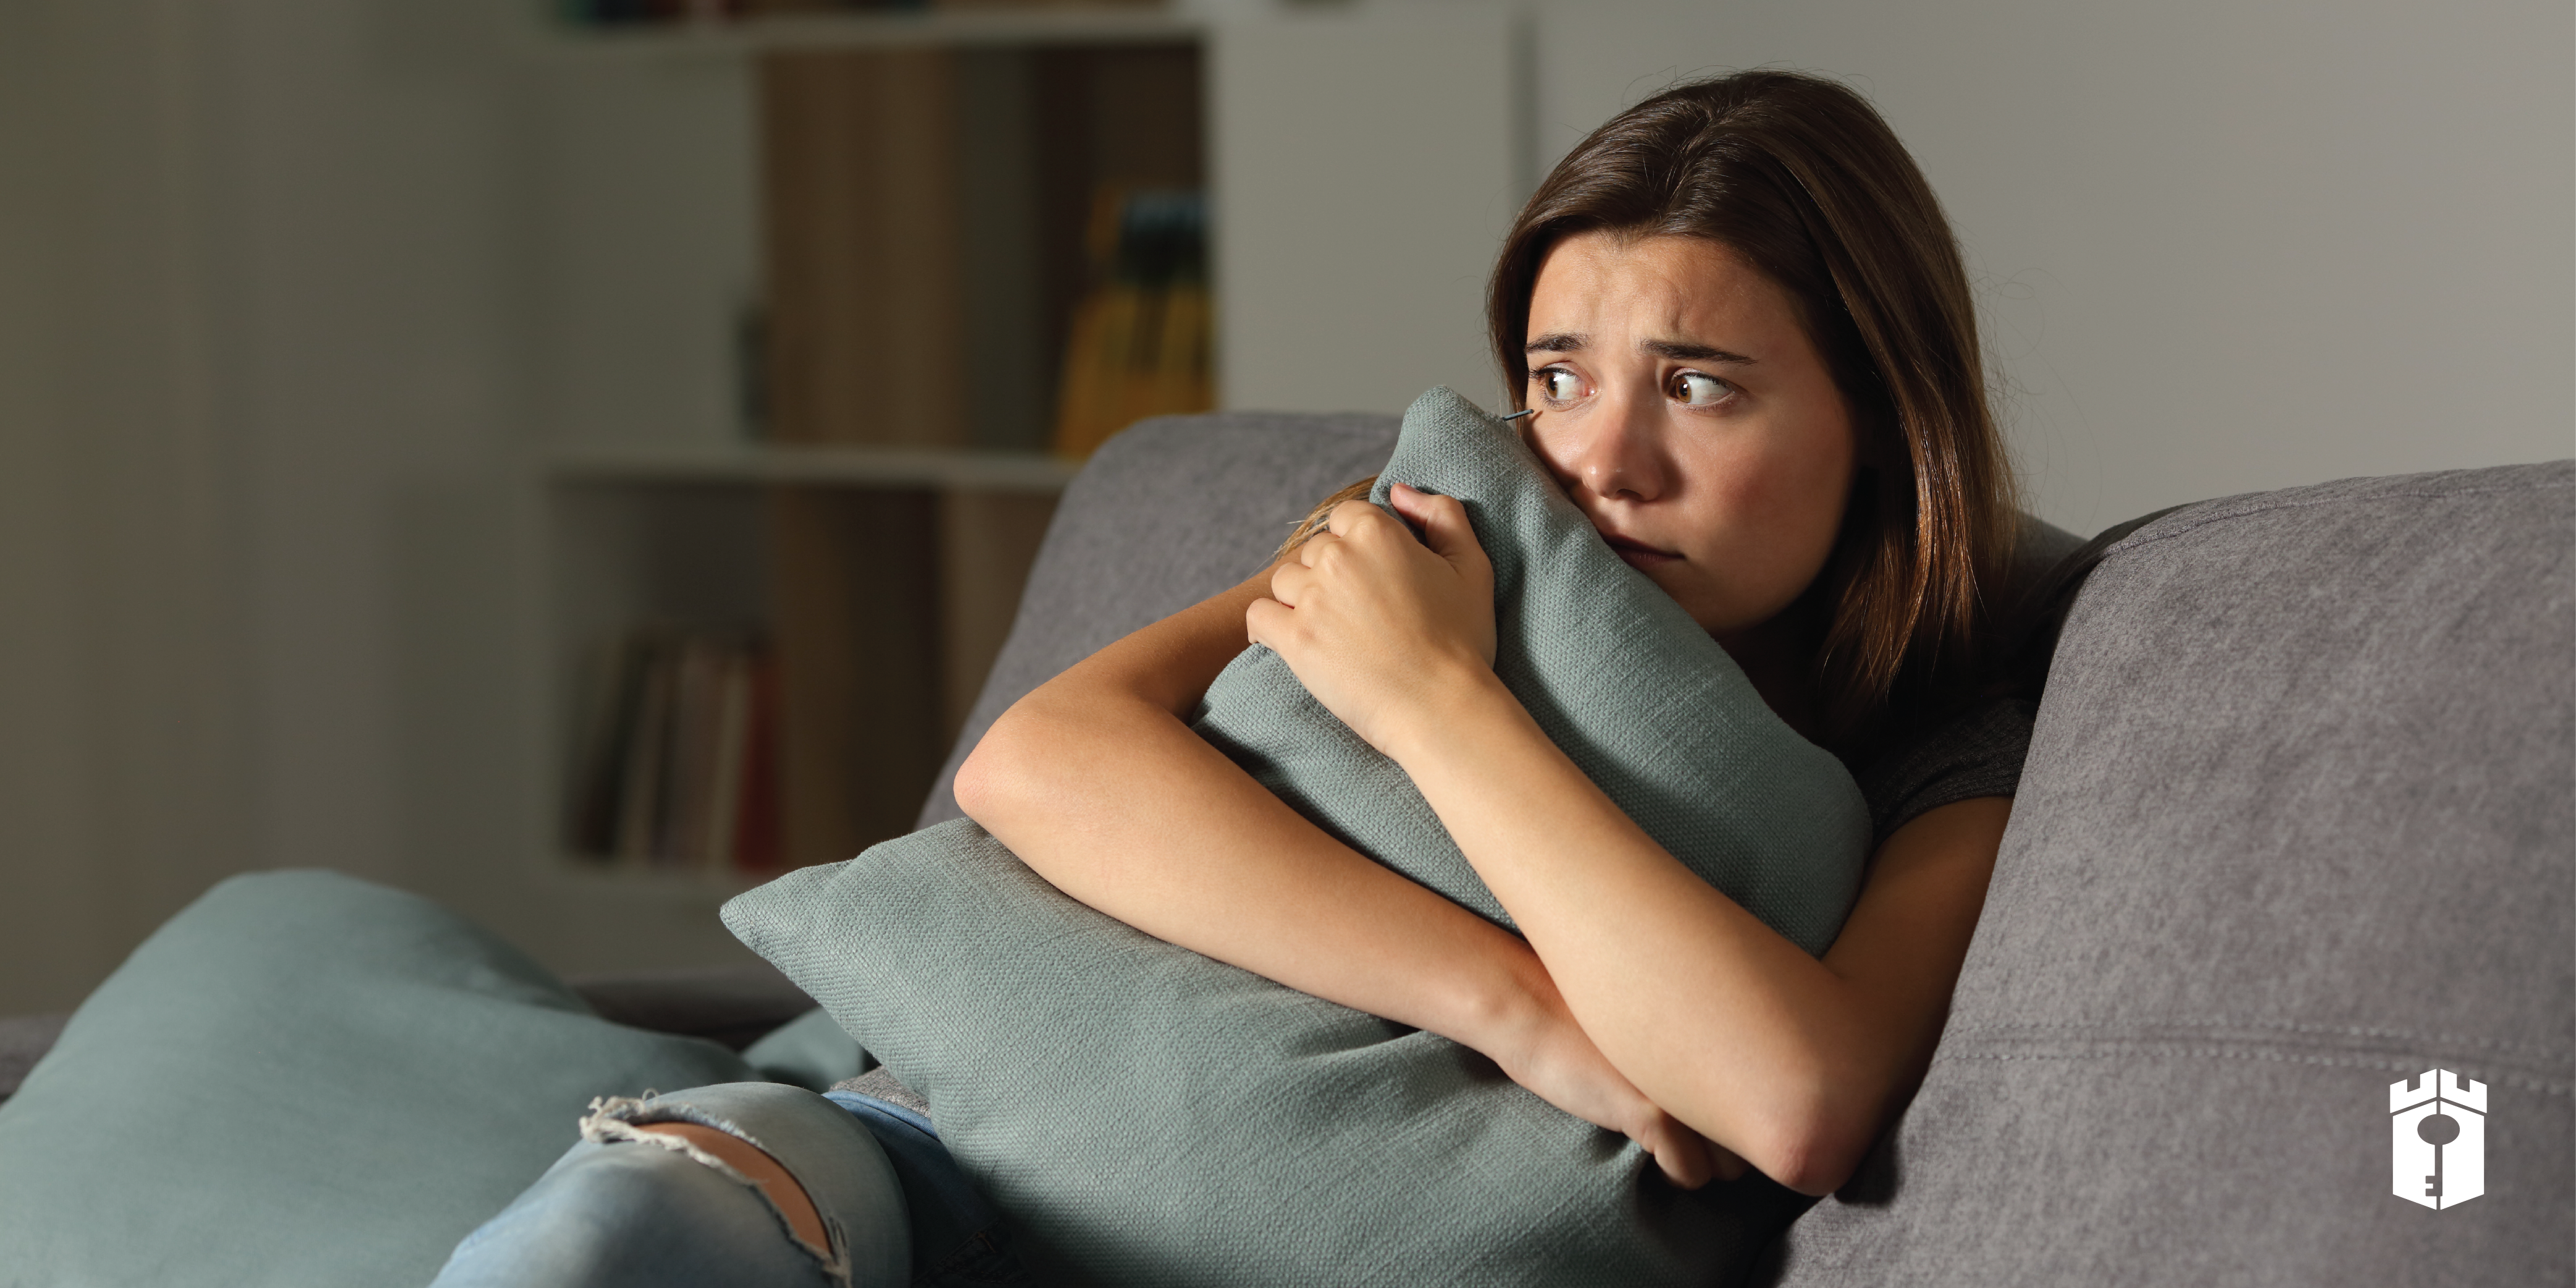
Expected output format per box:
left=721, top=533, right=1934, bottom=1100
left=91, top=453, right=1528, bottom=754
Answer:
left=1989, top=504, right=2196, bottom=704
left=1839, top=511, right=2098, bottom=842
left=1850, top=694, right=2037, bottom=843
left=1848, top=504, right=2198, bottom=843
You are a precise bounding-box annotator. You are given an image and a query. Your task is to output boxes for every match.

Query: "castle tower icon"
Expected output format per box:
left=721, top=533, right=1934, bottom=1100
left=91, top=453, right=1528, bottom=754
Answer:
left=2390, top=1069, right=2485, bottom=1210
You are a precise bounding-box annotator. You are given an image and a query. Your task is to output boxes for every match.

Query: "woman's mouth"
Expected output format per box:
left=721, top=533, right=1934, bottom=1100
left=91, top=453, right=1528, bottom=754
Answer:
left=1600, top=533, right=1681, bottom=570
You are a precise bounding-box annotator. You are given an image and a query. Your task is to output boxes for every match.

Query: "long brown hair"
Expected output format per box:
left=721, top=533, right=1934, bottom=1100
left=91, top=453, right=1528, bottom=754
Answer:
left=1285, top=72, right=2015, bottom=755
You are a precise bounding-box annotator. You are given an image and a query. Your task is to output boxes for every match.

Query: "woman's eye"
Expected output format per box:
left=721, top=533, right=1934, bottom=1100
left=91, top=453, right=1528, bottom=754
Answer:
left=1670, top=371, right=1730, bottom=406
left=1534, top=367, right=1584, bottom=404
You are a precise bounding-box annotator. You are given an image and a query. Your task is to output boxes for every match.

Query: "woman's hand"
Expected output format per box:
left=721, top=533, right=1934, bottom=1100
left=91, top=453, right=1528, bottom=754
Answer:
left=1247, top=483, right=1498, bottom=757
left=1474, top=968, right=1743, bottom=1190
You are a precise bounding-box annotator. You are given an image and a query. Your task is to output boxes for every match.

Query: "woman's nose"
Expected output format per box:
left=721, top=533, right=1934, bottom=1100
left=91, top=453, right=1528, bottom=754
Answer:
left=1568, top=385, right=1666, bottom=502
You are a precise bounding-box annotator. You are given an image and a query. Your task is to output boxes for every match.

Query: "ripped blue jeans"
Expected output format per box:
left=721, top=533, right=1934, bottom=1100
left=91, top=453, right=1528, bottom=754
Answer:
left=428, top=1082, right=1032, bottom=1288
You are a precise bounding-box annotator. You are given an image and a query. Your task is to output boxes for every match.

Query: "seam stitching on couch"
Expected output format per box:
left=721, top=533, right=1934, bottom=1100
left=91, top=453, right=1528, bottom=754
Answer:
left=1938, top=1041, right=2573, bottom=1095
left=1944, top=1018, right=2569, bottom=1060
left=2105, top=475, right=2574, bottom=559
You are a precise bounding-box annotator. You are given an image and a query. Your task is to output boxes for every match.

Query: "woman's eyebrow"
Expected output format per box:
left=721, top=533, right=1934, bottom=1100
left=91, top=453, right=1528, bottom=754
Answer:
left=1642, top=338, right=1754, bottom=363
left=1524, top=332, right=1585, bottom=354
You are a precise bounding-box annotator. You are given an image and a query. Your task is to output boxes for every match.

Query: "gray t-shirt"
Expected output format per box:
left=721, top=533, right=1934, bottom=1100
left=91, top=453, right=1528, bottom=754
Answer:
left=1841, top=511, right=2111, bottom=844
left=1853, top=696, right=2036, bottom=843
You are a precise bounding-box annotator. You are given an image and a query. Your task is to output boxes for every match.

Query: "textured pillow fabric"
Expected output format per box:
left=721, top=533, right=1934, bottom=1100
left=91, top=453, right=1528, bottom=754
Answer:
left=744, top=1006, right=871, bottom=1091
left=0, top=870, right=757, bottom=1288
left=916, top=410, right=1405, bottom=830
left=727, top=386, right=1872, bottom=1286
left=1771, top=463, right=2574, bottom=1287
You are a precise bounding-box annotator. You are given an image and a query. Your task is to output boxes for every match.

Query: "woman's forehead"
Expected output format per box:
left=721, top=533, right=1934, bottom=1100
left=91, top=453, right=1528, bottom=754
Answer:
left=1528, top=233, right=1803, bottom=350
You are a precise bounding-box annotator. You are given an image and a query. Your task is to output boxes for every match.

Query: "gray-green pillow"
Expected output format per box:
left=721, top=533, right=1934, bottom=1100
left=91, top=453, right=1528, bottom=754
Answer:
left=0, top=870, right=757, bottom=1288
left=744, top=1005, right=870, bottom=1091
left=725, top=386, right=1871, bottom=1286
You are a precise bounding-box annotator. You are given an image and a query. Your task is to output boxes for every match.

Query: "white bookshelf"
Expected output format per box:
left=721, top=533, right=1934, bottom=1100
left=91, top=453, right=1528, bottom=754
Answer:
left=537, top=453, right=1076, bottom=897
left=526, top=7, right=1201, bottom=900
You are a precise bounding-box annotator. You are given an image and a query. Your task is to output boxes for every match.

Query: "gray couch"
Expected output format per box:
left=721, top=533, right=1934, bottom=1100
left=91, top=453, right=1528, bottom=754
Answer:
left=6, top=410, right=2567, bottom=1285
left=913, top=411, right=2572, bottom=1286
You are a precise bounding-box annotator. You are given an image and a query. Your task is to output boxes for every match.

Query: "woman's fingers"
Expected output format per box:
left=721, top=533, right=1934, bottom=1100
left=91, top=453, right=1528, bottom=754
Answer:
left=1267, top=557, right=1314, bottom=609
left=1243, top=595, right=1288, bottom=649
left=1294, top=527, right=1340, bottom=568
left=1388, top=484, right=1488, bottom=575
left=1631, top=1111, right=1717, bottom=1190
left=1384, top=484, right=1497, bottom=664
left=1471, top=977, right=1732, bottom=1191
left=1321, top=498, right=1387, bottom=540
left=1250, top=486, right=1502, bottom=752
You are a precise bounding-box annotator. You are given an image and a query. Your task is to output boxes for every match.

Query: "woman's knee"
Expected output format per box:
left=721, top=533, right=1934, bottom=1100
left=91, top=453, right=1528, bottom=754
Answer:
left=623, top=1118, right=832, bottom=1256
left=433, top=1083, right=909, bottom=1288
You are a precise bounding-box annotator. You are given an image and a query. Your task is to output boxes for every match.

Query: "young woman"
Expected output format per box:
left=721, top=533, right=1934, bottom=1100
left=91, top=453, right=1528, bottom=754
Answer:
left=958, top=67, right=2022, bottom=1197
left=436, top=68, right=2032, bottom=1286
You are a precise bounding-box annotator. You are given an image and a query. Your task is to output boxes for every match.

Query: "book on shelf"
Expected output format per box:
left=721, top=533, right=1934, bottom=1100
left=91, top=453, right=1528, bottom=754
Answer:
left=569, top=627, right=784, bottom=875
left=1051, top=185, right=1212, bottom=458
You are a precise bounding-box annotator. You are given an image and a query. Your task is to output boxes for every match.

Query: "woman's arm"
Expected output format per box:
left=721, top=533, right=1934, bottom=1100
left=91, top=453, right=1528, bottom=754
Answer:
left=1252, top=489, right=2008, bottom=1196
left=1396, top=695, right=2005, bottom=1195
left=953, top=568, right=1723, bottom=1185
left=954, top=569, right=1516, bottom=1035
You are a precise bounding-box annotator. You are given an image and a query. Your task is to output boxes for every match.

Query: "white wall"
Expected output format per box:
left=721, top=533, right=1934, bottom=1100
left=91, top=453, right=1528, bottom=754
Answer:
left=1220, top=0, right=2574, bottom=532
left=535, top=54, right=759, bottom=451
left=0, top=0, right=261, bottom=1012
left=0, top=0, right=760, bottom=1013
left=1213, top=7, right=1529, bottom=416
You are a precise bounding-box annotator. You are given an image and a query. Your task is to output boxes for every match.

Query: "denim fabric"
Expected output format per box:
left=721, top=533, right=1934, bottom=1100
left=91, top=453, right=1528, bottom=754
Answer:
left=430, top=1083, right=1031, bottom=1288
left=430, top=1082, right=907, bottom=1288
left=830, top=1091, right=1036, bottom=1287
left=431, top=1136, right=859, bottom=1288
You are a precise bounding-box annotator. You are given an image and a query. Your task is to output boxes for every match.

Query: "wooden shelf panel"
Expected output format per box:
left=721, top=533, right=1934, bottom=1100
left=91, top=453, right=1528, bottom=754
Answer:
left=544, top=443, right=1081, bottom=493
left=547, top=9, right=1202, bottom=59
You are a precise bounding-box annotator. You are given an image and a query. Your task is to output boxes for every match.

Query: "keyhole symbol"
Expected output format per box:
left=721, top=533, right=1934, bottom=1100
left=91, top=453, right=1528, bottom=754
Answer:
left=2419, top=1112, right=2459, bottom=1198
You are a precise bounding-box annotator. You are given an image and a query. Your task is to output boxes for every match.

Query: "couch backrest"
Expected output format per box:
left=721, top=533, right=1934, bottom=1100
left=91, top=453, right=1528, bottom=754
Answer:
left=1770, top=461, right=2574, bottom=1286
left=916, top=411, right=1401, bottom=829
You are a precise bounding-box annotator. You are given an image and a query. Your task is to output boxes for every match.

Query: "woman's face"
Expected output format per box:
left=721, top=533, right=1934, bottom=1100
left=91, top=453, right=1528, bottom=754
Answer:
left=1520, top=231, right=1859, bottom=646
